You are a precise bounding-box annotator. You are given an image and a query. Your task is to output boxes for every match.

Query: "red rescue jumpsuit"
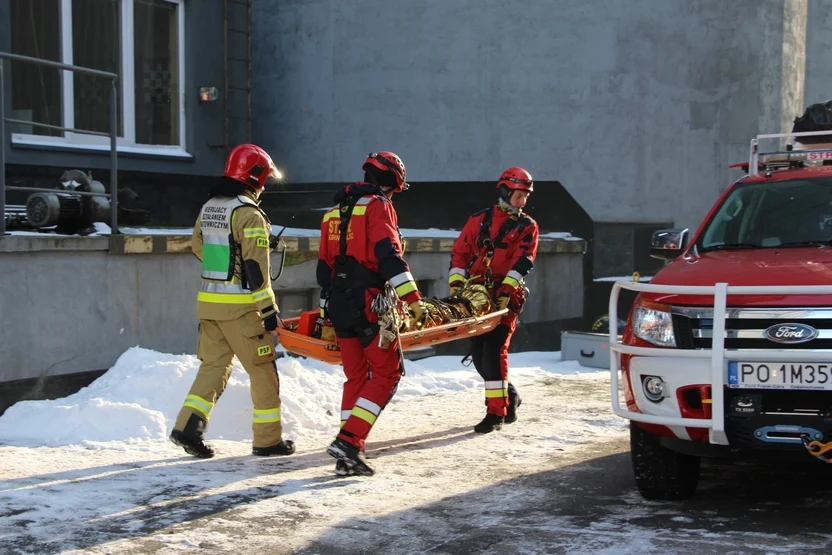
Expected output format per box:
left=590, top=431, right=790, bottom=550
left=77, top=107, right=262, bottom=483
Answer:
left=317, top=182, right=421, bottom=451
left=449, top=203, right=540, bottom=416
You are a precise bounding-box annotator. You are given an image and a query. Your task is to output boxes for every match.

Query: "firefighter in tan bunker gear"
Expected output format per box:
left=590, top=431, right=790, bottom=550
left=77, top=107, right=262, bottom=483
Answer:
left=170, top=144, right=296, bottom=459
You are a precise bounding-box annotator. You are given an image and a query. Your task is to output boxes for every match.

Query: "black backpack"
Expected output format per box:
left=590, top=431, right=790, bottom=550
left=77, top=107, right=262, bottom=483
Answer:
left=792, top=100, right=832, bottom=143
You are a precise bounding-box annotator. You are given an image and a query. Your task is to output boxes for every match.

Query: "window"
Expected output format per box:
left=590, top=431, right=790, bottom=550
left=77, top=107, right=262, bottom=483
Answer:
left=9, top=0, right=62, bottom=136
left=72, top=0, right=122, bottom=136
left=9, top=0, right=186, bottom=153
left=134, top=0, right=180, bottom=146
left=699, top=178, right=832, bottom=249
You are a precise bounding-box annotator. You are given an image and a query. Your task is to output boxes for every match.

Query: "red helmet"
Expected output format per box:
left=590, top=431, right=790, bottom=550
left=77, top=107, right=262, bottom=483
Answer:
left=224, top=144, right=282, bottom=191
left=497, top=167, right=533, bottom=193
left=362, top=151, right=409, bottom=191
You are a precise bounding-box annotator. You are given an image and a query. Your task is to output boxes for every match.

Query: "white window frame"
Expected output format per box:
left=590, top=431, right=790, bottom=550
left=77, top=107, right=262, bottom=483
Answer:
left=12, top=0, right=189, bottom=158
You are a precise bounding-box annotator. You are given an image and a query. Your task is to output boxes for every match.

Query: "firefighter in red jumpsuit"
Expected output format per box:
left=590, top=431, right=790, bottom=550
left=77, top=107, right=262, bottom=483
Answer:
left=317, top=151, right=427, bottom=476
left=449, top=167, right=539, bottom=433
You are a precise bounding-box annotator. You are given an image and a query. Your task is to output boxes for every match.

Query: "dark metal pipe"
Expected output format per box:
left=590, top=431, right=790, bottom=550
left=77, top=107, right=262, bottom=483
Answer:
left=6, top=186, right=111, bottom=198
left=3, top=118, right=111, bottom=137
left=110, top=81, right=118, bottom=234
left=0, top=52, right=117, bottom=79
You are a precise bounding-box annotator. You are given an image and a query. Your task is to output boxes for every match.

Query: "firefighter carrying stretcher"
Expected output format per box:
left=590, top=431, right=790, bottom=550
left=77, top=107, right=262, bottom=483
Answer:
left=317, top=151, right=428, bottom=476
left=448, top=167, right=540, bottom=433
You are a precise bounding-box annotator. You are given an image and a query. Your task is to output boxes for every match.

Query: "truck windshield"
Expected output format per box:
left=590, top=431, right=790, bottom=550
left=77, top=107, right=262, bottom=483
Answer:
left=699, top=177, right=832, bottom=250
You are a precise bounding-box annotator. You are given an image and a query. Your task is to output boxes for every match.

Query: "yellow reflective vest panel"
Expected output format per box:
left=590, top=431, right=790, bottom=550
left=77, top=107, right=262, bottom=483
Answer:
left=192, top=194, right=278, bottom=322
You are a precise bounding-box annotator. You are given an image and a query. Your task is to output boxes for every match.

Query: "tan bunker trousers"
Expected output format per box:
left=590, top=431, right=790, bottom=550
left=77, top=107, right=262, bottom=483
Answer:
left=173, top=310, right=283, bottom=448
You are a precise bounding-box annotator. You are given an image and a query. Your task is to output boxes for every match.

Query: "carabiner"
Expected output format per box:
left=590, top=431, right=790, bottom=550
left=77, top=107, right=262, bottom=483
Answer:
left=483, top=260, right=494, bottom=289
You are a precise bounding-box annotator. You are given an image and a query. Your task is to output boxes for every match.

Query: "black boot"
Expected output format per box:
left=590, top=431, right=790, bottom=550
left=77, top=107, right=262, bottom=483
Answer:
left=335, top=459, right=355, bottom=476
left=170, top=430, right=215, bottom=458
left=327, top=437, right=375, bottom=476
left=252, top=440, right=296, bottom=456
left=505, top=383, right=522, bottom=424
left=170, top=414, right=215, bottom=458
left=474, top=413, right=505, bottom=434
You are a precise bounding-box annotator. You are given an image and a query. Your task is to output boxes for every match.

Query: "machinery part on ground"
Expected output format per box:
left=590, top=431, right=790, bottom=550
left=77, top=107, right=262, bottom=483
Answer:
left=22, top=169, right=149, bottom=235
left=3, top=204, right=28, bottom=230
left=26, top=170, right=107, bottom=234
left=26, top=193, right=80, bottom=229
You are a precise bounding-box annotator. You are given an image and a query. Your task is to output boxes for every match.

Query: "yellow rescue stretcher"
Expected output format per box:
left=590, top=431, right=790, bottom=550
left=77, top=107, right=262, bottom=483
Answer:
left=276, top=308, right=509, bottom=365
left=277, top=283, right=508, bottom=364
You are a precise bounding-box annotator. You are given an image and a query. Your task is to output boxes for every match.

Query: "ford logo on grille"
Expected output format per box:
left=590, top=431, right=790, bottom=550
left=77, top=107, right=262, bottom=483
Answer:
left=762, top=323, right=819, bottom=344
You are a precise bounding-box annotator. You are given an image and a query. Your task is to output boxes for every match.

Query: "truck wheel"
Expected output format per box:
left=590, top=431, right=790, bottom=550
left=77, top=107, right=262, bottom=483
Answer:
left=630, top=421, right=700, bottom=500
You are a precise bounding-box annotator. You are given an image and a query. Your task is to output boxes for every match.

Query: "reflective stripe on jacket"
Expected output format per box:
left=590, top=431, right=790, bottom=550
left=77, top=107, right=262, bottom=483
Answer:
left=192, top=194, right=278, bottom=321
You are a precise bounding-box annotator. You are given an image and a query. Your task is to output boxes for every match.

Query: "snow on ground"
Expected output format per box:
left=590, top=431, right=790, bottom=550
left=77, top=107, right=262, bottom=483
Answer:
left=0, top=348, right=823, bottom=554
left=0, top=349, right=605, bottom=449
left=0, top=348, right=625, bottom=554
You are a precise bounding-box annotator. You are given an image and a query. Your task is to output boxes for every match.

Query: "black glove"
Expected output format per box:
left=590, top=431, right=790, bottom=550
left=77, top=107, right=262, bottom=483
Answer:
left=263, top=313, right=279, bottom=332
left=495, top=284, right=514, bottom=311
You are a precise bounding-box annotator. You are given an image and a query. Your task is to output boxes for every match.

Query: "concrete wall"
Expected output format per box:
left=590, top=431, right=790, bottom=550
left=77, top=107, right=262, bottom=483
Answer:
left=0, top=233, right=584, bottom=384
left=0, top=248, right=198, bottom=382
left=252, top=0, right=813, bottom=232
left=805, top=0, right=832, bottom=106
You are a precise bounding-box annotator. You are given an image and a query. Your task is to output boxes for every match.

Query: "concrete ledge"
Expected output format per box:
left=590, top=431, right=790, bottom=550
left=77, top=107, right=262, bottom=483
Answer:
left=538, top=239, right=587, bottom=254
left=0, top=234, right=109, bottom=252
left=0, top=236, right=584, bottom=386
left=3, top=232, right=587, bottom=255
left=109, top=235, right=193, bottom=255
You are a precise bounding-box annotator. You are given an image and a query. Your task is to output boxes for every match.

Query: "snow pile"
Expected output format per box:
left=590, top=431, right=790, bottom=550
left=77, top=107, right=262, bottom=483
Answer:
left=92, top=222, right=113, bottom=235
left=0, top=347, right=599, bottom=448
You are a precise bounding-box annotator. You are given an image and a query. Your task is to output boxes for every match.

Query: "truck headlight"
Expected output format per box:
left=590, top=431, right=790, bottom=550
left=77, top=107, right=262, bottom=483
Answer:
left=632, top=300, right=676, bottom=347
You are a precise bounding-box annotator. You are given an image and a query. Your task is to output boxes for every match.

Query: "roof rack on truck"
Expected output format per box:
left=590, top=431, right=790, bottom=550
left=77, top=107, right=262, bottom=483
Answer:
left=748, top=130, right=832, bottom=176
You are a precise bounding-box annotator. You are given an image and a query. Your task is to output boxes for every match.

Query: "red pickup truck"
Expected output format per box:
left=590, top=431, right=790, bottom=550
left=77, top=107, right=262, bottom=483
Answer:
left=610, top=130, right=832, bottom=500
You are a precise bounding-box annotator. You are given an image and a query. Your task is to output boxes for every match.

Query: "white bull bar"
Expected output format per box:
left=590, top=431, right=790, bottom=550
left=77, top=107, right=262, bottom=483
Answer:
left=608, top=282, right=832, bottom=445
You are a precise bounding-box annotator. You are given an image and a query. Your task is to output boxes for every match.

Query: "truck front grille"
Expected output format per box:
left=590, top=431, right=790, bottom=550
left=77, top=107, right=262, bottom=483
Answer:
left=671, top=307, right=832, bottom=350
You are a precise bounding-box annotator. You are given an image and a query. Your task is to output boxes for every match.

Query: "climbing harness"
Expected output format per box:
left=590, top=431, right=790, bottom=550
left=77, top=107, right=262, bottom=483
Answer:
left=371, top=283, right=407, bottom=376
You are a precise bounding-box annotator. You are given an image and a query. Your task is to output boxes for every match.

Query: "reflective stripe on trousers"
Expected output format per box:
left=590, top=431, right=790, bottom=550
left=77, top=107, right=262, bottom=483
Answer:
left=253, top=407, right=281, bottom=424
left=183, top=394, right=214, bottom=419
left=484, top=380, right=508, bottom=398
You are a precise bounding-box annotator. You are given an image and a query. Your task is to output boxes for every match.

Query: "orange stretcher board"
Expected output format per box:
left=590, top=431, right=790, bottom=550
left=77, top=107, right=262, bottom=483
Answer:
left=276, top=308, right=510, bottom=365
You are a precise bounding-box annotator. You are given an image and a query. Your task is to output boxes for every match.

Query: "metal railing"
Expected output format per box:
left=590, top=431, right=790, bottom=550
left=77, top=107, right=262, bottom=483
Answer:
left=0, top=52, right=119, bottom=235
left=749, top=129, right=832, bottom=176
left=608, top=281, right=832, bottom=446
